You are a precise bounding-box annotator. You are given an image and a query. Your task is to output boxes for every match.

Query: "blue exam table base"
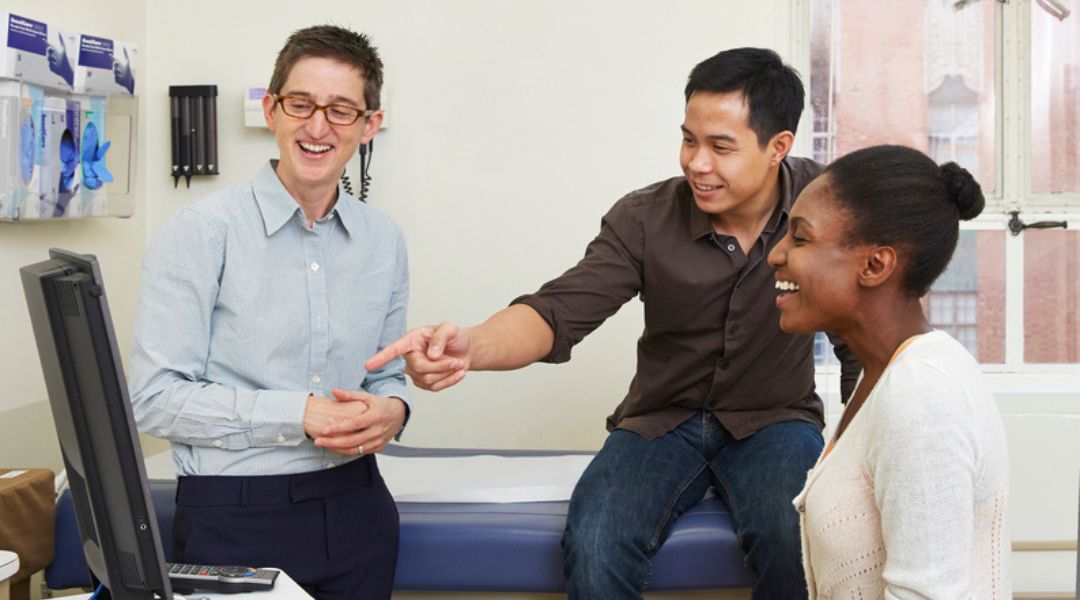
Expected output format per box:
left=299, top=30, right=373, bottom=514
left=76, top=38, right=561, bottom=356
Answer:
left=47, top=449, right=753, bottom=592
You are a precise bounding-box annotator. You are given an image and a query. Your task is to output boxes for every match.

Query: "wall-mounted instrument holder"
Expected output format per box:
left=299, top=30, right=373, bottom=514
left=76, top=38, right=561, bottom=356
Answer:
left=168, top=85, right=218, bottom=188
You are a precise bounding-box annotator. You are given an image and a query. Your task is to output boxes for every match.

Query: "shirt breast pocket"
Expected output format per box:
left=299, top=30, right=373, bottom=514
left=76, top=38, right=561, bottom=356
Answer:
left=330, top=263, right=399, bottom=356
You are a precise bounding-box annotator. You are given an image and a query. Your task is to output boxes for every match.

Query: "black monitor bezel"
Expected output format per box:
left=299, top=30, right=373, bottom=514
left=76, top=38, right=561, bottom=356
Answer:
left=21, top=248, right=171, bottom=600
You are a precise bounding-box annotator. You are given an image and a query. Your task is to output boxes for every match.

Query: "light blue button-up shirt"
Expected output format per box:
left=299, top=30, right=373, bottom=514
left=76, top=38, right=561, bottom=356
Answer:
left=130, top=161, right=410, bottom=476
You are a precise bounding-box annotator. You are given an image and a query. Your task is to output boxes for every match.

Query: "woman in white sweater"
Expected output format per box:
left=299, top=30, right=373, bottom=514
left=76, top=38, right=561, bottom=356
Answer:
left=767, top=145, right=1009, bottom=598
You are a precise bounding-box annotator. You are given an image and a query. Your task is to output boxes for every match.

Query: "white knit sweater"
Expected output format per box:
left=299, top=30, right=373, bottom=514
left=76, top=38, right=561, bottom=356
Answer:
left=794, top=331, right=1010, bottom=599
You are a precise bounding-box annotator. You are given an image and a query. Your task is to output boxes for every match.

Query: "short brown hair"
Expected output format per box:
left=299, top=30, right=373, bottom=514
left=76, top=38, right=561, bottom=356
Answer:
left=268, top=25, right=383, bottom=110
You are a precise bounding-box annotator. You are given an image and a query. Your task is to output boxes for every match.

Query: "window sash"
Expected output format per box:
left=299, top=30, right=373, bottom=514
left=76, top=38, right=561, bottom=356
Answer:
left=793, top=0, right=1079, bottom=369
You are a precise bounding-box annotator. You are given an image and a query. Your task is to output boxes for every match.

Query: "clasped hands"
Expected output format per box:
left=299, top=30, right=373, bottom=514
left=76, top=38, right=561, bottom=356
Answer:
left=302, top=322, right=474, bottom=456
left=303, top=389, right=406, bottom=457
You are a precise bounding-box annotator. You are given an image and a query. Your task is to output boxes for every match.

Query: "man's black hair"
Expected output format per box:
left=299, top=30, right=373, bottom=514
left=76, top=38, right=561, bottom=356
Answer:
left=685, top=48, right=804, bottom=148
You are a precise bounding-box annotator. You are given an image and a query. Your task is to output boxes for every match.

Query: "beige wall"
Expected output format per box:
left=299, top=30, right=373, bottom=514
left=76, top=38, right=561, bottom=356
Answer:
left=140, top=0, right=796, bottom=451
left=0, top=0, right=794, bottom=467
left=0, top=0, right=149, bottom=473
left=1, top=5, right=787, bottom=598
left=1, top=2, right=1075, bottom=595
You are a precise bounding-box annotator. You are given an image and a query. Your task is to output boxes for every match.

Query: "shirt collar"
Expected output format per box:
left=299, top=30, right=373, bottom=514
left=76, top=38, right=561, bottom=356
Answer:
left=687, top=180, right=714, bottom=241
left=330, top=180, right=362, bottom=237
left=687, top=157, right=796, bottom=241
left=762, top=157, right=795, bottom=236
left=253, top=160, right=360, bottom=237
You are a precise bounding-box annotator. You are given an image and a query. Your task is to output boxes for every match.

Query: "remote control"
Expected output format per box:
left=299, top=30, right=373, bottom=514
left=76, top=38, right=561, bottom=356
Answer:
left=166, top=563, right=278, bottom=594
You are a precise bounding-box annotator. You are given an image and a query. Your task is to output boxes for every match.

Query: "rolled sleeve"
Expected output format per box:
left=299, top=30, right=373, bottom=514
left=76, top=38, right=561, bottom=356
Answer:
left=511, top=197, right=645, bottom=363
left=510, top=294, right=571, bottom=363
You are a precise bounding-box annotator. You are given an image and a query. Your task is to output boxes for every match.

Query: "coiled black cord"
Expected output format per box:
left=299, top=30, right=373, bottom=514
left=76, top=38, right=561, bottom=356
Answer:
left=339, top=140, right=374, bottom=202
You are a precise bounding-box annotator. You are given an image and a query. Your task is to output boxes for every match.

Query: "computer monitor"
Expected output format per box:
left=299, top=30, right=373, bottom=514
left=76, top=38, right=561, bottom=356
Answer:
left=21, top=248, right=172, bottom=600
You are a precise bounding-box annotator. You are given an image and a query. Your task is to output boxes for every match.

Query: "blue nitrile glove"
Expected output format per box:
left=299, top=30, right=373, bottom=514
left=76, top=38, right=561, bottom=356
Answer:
left=19, top=113, right=35, bottom=184
left=59, top=129, right=78, bottom=193
left=81, top=122, right=113, bottom=190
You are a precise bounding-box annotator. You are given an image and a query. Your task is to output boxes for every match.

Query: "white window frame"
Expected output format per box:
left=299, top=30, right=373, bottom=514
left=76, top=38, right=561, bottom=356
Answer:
left=791, top=0, right=1080, bottom=395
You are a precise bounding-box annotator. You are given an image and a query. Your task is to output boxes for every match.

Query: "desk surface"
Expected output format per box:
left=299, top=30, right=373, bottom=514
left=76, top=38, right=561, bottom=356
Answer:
left=67, top=570, right=311, bottom=600
left=0, top=550, right=17, bottom=580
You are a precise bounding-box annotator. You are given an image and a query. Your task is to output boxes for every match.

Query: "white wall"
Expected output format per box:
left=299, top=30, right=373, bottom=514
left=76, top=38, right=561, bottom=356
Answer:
left=996, top=385, right=1080, bottom=593
left=142, top=0, right=796, bottom=450
left=0, top=0, right=148, bottom=471
left=1, top=1, right=1074, bottom=595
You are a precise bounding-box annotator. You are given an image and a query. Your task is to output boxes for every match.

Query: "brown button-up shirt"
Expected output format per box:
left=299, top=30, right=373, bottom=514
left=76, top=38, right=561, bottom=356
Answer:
left=513, top=157, right=859, bottom=440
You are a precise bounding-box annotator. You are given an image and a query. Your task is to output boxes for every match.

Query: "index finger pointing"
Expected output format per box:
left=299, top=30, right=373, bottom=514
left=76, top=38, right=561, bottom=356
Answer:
left=365, top=343, right=407, bottom=371
left=364, top=327, right=430, bottom=371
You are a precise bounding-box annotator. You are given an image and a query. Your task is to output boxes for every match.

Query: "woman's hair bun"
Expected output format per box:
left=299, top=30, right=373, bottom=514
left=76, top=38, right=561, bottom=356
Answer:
left=940, top=162, right=985, bottom=221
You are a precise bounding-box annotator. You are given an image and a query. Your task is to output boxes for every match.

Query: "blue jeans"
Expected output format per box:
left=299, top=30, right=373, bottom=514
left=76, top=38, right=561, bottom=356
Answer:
left=562, top=412, right=822, bottom=599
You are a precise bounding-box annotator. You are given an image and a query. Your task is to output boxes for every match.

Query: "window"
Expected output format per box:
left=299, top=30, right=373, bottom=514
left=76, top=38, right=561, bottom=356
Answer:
left=928, top=75, right=980, bottom=172
left=813, top=332, right=835, bottom=366
left=1031, top=0, right=1080, bottom=194
left=807, top=0, right=997, bottom=191
left=806, top=0, right=1078, bottom=369
left=1023, top=229, right=1080, bottom=363
left=929, top=293, right=977, bottom=352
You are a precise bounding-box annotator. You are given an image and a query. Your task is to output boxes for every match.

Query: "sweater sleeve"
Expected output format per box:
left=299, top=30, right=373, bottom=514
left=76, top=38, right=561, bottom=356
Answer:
left=869, top=361, right=981, bottom=599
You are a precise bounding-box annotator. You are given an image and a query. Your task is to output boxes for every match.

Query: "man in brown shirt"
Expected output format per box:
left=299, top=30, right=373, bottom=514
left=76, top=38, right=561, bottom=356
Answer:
left=367, top=48, right=859, bottom=599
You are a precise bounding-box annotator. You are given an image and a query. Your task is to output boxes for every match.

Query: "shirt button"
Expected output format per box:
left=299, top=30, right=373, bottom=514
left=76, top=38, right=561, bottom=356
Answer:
left=311, top=374, right=321, bottom=384
left=311, top=261, right=320, bottom=271
left=212, top=440, right=223, bottom=448
left=726, top=243, right=736, bottom=252
left=276, top=434, right=286, bottom=444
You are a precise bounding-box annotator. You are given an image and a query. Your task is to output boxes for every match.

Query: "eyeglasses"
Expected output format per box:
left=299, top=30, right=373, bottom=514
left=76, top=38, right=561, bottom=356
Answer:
left=273, top=95, right=373, bottom=126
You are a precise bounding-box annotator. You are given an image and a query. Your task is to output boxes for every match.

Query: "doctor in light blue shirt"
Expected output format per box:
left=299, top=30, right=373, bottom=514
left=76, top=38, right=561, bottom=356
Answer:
left=129, top=25, right=407, bottom=599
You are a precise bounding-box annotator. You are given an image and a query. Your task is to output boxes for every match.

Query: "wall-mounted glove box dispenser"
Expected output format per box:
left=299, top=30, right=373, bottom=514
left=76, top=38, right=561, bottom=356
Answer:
left=0, top=80, right=137, bottom=220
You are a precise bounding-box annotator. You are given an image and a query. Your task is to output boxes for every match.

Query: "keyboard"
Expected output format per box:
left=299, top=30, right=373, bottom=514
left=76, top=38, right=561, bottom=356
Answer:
left=166, top=563, right=278, bottom=594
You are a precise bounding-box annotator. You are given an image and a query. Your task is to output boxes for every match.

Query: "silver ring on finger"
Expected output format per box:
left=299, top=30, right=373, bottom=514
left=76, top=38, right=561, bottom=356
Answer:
left=357, top=444, right=364, bottom=456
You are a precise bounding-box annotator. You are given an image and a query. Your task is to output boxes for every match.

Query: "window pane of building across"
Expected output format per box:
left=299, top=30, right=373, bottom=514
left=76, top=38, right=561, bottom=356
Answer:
left=810, top=0, right=997, bottom=193
left=924, top=231, right=1005, bottom=363
left=1031, top=2, right=1080, bottom=193
left=1024, top=230, right=1080, bottom=363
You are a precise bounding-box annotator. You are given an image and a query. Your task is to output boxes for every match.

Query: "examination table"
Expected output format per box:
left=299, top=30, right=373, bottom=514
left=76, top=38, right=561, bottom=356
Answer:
left=46, top=446, right=753, bottom=592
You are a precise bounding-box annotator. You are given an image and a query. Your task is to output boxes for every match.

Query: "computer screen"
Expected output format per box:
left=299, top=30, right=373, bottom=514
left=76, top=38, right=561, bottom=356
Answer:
left=21, top=248, right=172, bottom=600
